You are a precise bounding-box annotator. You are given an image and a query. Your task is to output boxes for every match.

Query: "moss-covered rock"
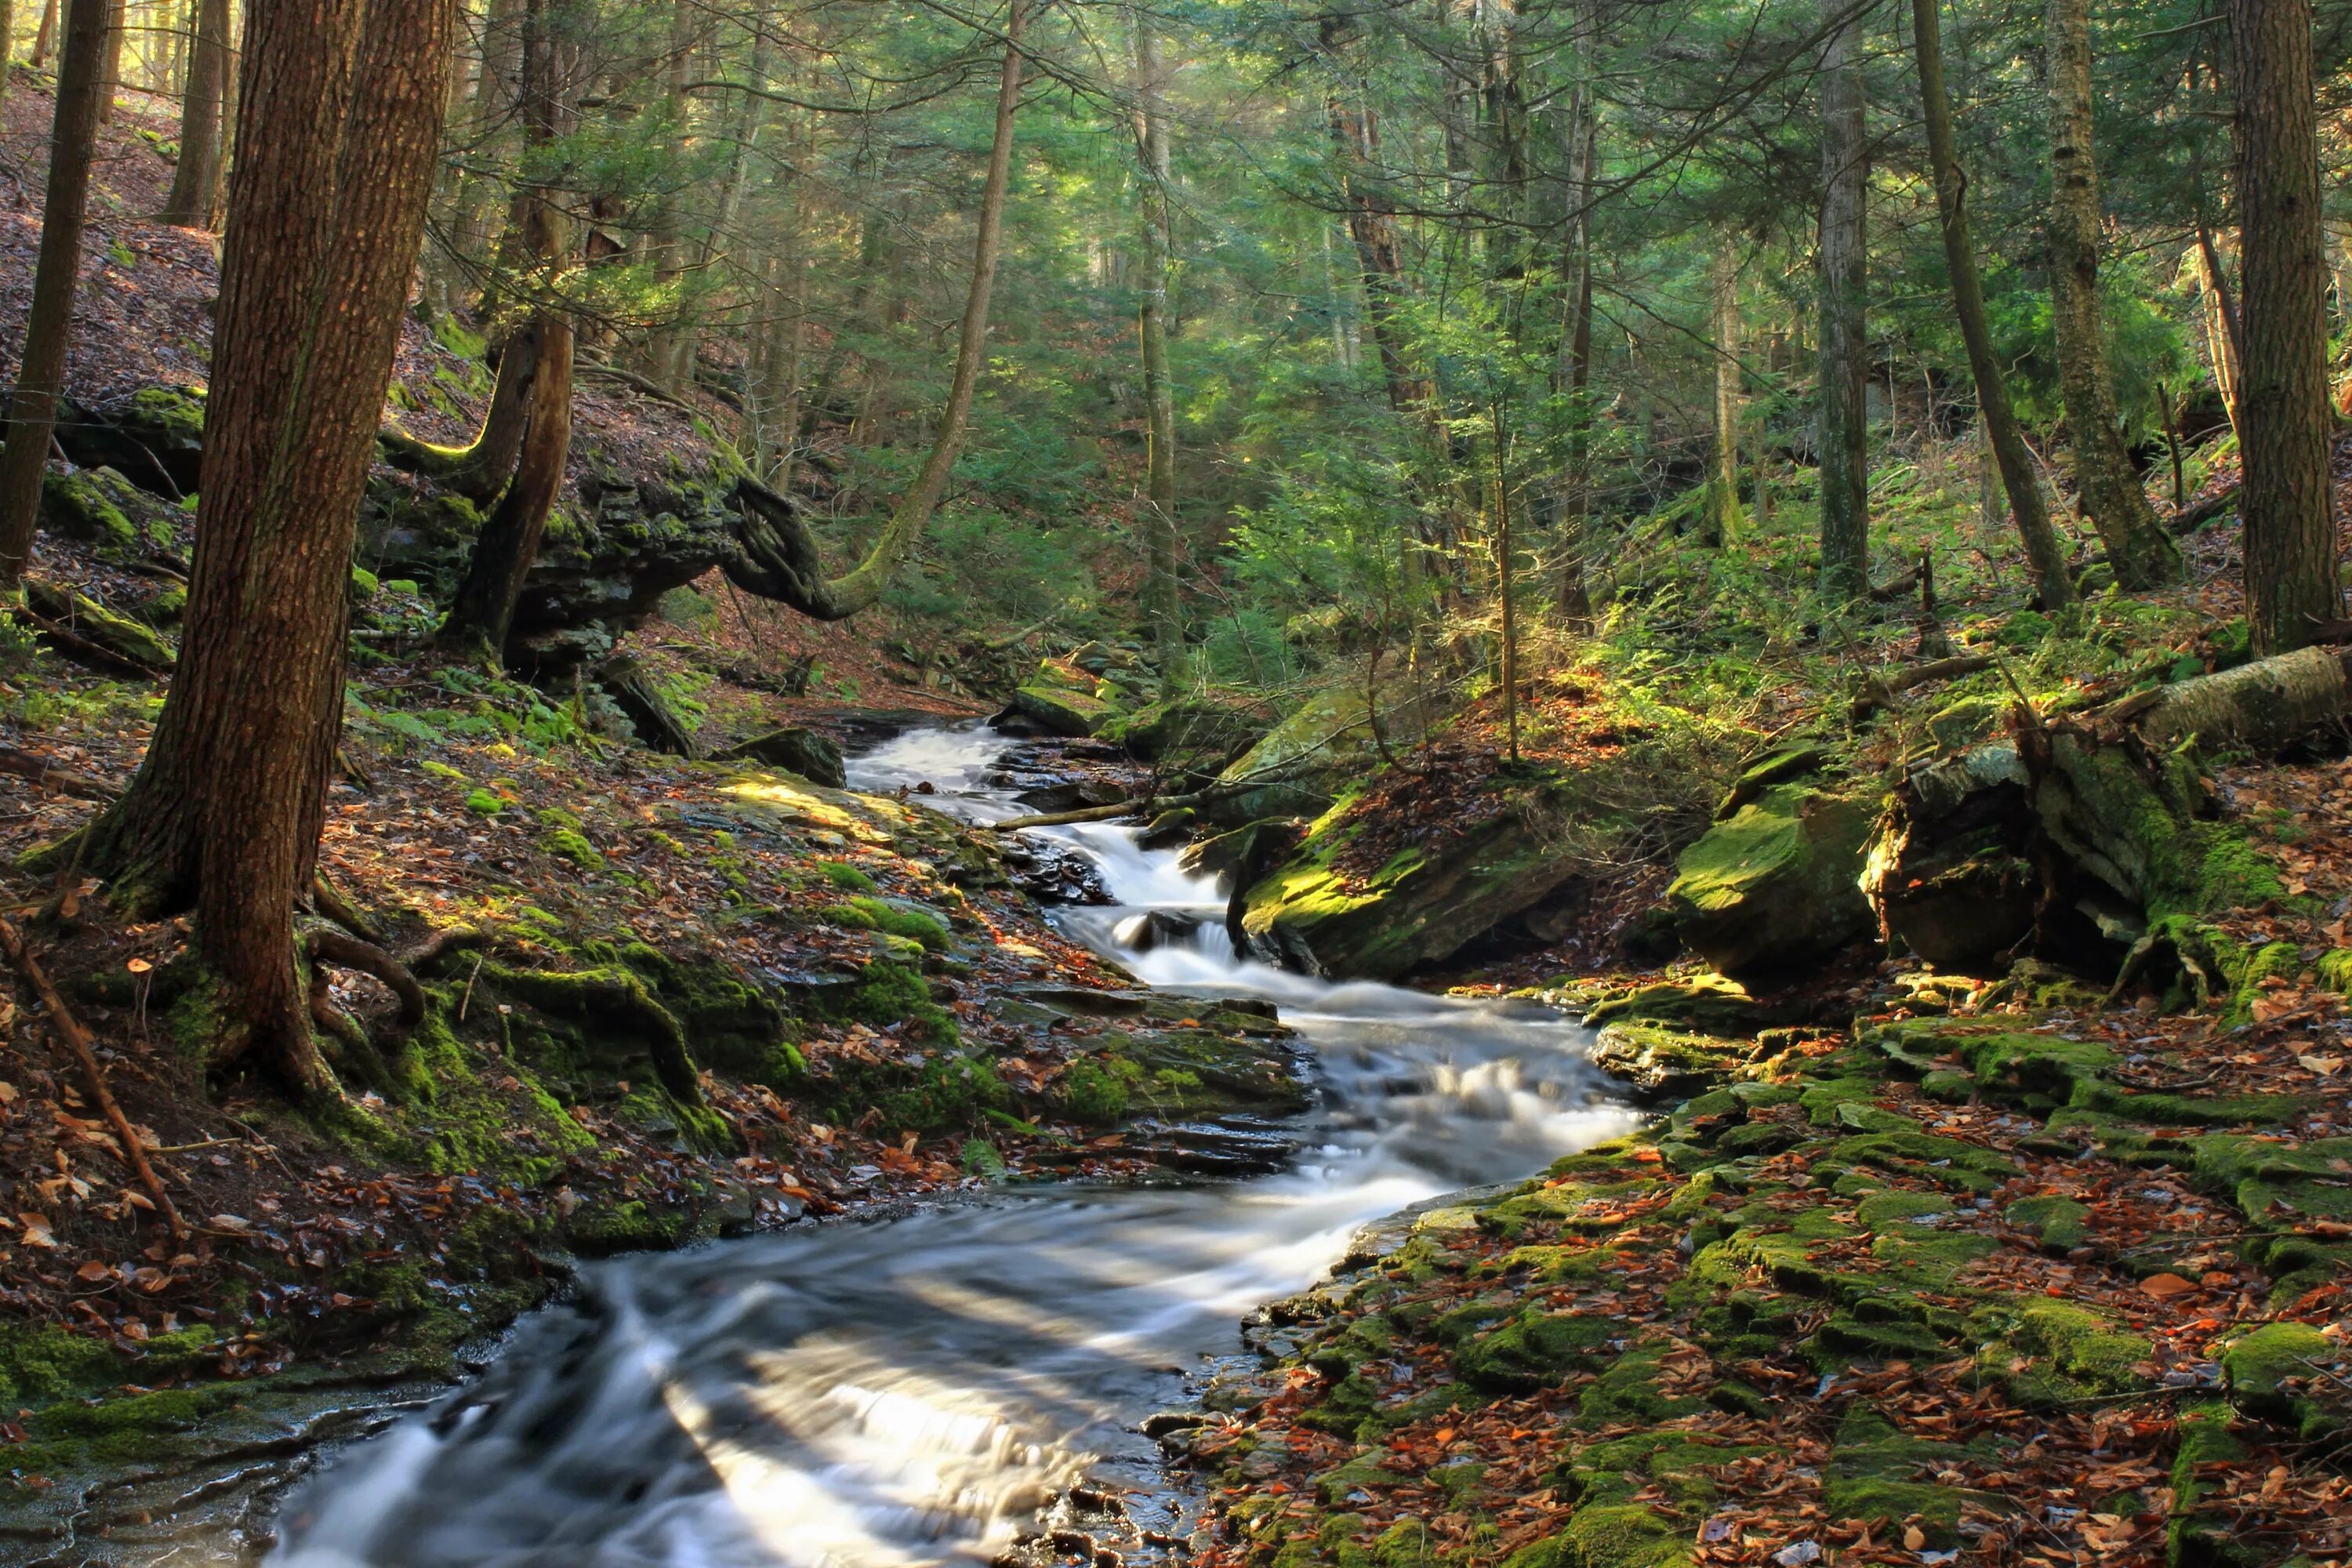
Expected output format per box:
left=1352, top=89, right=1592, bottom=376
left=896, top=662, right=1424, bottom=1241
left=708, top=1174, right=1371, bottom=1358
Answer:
left=1238, top=791, right=1580, bottom=981
left=1589, top=1022, right=1752, bottom=1098
left=1667, top=782, right=1877, bottom=978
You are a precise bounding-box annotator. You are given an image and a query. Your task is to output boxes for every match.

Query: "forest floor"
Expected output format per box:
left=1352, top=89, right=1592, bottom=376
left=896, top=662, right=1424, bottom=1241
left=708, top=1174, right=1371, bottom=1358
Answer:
left=0, top=60, right=2344, bottom=1568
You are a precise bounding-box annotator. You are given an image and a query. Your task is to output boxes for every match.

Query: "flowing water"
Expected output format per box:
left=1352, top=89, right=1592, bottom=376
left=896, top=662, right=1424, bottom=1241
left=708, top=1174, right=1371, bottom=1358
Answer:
left=263, top=724, right=1634, bottom=1568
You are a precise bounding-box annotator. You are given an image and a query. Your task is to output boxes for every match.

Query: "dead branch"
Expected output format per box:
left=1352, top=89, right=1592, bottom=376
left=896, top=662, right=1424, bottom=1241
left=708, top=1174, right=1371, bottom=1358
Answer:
left=0, top=745, right=121, bottom=800
left=0, top=916, right=187, bottom=1240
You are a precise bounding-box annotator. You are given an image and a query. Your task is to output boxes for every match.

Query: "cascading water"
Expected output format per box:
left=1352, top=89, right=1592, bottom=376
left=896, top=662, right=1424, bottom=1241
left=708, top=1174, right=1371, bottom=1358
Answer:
left=263, top=723, right=1634, bottom=1568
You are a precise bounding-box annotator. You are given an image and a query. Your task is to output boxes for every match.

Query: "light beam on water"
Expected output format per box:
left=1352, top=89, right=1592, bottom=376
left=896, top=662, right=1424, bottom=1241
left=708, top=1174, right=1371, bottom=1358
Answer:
left=269, top=722, right=1633, bottom=1568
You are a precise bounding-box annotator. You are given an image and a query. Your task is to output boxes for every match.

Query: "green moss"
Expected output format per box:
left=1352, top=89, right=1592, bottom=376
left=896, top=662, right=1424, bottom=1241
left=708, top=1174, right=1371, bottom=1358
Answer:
left=2004, top=1193, right=2092, bottom=1252
left=2223, top=1322, right=2341, bottom=1439
left=1578, top=1341, right=1703, bottom=1426
left=0, top=1323, right=127, bottom=1409
left=543, top=827, right=603, bottom=868
left=816, top=859, right=877, bottom=892
left=1058, top=1054, right=1143, bottom=1123
left=820, top=895, right=953, bottom=952
left=1501, top=1504, right=1693, bottom=1568
left=803, top=960, right=958, bottom=1044
left=464, top=787, right=506, bottom=815
left=1456, top=1308, right=1618, bottom=1392
left=1563, top=1432, right=1759, bottom=1510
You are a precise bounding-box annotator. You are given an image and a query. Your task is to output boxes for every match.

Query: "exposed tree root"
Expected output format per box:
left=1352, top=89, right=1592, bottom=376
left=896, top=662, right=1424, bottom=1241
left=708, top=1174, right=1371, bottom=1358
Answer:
left=309, top=872, right=383, bottom=942
left=477, top=960, right=708, bottom=1107
left=307, top=927, right=426, bottom=1030
left=0, top=915, right=187, bottom=1240
left=307, top=964, right=390, bottom=1094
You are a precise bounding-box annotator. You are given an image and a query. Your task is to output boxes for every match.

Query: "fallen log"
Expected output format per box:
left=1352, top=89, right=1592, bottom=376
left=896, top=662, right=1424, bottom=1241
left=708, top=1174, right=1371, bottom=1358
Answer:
left=1849, top=653, right=1997, bottom=721
left=2132, top=644, right=2352, bottom=754
left=989, top=787, right=1232, bottom=830
left=2169, top=483, right=2240, bottom=535
left=0, top=745, right=120, bottom=800
left=15, top=579, right=177, bottom=679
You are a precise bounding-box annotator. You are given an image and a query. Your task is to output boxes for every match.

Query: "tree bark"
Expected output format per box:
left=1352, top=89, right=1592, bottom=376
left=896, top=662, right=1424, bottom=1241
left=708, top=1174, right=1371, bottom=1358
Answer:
left=2043, top=0, right=2180, bottom=588
left=32, top=0, right=54, bottom=65
left=380, top=325, right=541, bottom=500
left=1554, top=90, right=1596, bottom=619
left=0, top=0, right=109, bottom=585
left=1815, top=0, right=1870, bottom=602
left=82, top=0, right=453, bottom=1092
left=2233, top=0, right=2343, bottom=654
left=1704, top=240, right=1743, bottom=548
left=1912, top=0, right=2076, bottom=608
left=158, top=0, right=228, bottom=224
left=720, top=0, right=1027, bottom=621
left=1132, top=5, right=1180, bottom=670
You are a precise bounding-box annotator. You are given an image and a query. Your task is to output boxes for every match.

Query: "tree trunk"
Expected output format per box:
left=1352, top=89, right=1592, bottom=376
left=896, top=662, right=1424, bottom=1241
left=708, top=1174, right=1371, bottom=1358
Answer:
left=438, top=314, right=572, bottom=659
left=721, top=0, right=1027, bottom=621
left=1815, top=0, right=1870, bottom=602
left=158, top=0, right=227, bottom=224
left=642, top=0, right=696, bottom=392
left=0, top=0, right=16, bottom=112
left=1555, top=96, right=1596, bottom=619
left=2043, top=0, right=2180, bottom=588
left=1912, top=0, right=2076, bottom=608
left=0, top=0, right=109, bottom=585
left=2194, top=220, right=2245, bottom=437
left=1132, top=5, right=1180, bottom=670
left=96, top=0, right=122, bottom=122
left=436, top=0, right=573, bottom=660
left=32, top=0, right=54, bottom=65
left=82, top=0, right=453, bottom=1093
left=1704, top=240, right=1743, bottom=548
left=380, top=325, right=541, bottom=499
left=2233, top=0, right=2343, bottom=654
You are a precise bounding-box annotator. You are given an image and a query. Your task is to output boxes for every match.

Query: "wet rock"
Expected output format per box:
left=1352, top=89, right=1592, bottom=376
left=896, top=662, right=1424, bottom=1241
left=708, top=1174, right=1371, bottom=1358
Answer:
left=1667, top=782, right=1877, bottom=978
left=1116, top=909, right=1203, bottom=953
left=999, top=839, right=1113, bottom=904
left=1101, top=696, right=1268, bottom=764
left=1137, top=807, right=1195, bottom=850
left=714, top=725, right=847, bottom=787
left=1013, top=779, right=1130, bottom=812
left=1010, top=655, right=1146, bottom=739
left=1591, top=1022, right=1752, bottom=1100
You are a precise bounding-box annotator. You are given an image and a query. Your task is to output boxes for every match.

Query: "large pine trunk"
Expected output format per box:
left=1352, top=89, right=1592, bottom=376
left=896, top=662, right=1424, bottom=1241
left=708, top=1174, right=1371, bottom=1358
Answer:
left=1814, top=0, right=1870, bottom=601
left=1913, top=0, right=2076, bottom=608
left=84, top=0, right=454, bottom=1091
left=0, top=0, right=109, bottom=583
left=2043, top=0, right=2180, bottom=589
left=158, top=0, right=229, bottom=225
left=2233, top=0, right=2343, bottom=653
left=1133, top=6, right=1181, bottom=670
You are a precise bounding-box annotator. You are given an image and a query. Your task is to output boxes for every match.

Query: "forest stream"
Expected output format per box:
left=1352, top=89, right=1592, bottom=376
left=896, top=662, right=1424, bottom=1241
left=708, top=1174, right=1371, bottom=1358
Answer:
left=238, top=724, right=1636, bottom=1568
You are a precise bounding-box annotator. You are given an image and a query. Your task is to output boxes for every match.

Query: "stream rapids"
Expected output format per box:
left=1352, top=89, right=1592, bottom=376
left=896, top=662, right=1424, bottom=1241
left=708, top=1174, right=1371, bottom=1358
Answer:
left=261, top=724, right=1636, bottom=1568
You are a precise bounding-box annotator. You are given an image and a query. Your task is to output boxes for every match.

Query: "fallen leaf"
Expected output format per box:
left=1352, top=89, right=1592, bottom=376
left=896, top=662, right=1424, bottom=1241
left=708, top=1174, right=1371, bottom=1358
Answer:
left=2140, top=1272, right=2198, bottom=1299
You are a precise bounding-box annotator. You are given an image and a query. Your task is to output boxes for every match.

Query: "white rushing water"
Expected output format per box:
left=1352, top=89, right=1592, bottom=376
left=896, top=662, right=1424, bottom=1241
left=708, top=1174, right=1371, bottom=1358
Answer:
left=266, top=723, right=1634, bottom=1568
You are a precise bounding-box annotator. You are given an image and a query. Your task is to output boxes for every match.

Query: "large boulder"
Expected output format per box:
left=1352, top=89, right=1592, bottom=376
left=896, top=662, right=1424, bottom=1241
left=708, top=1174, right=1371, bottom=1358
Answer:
left=1667, top=782, right=1876, bottom=978
left=1008, top=656, right=1142, bottom=739
left=1236, top=804, right=1575, bottom=981
left=1861, top=742, right=2038, bottom=971
left=714, top=725, right=846, bottom=787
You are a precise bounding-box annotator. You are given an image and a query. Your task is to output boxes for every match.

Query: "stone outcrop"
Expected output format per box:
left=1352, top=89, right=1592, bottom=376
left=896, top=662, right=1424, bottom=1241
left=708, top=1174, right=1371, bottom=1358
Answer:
left=1666, top=782, right=1876, bottom=978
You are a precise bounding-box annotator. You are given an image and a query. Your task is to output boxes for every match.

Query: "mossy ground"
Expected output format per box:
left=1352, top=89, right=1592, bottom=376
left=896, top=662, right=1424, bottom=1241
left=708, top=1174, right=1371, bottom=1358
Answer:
left=1179, top=993, right=2352, bottom=1568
